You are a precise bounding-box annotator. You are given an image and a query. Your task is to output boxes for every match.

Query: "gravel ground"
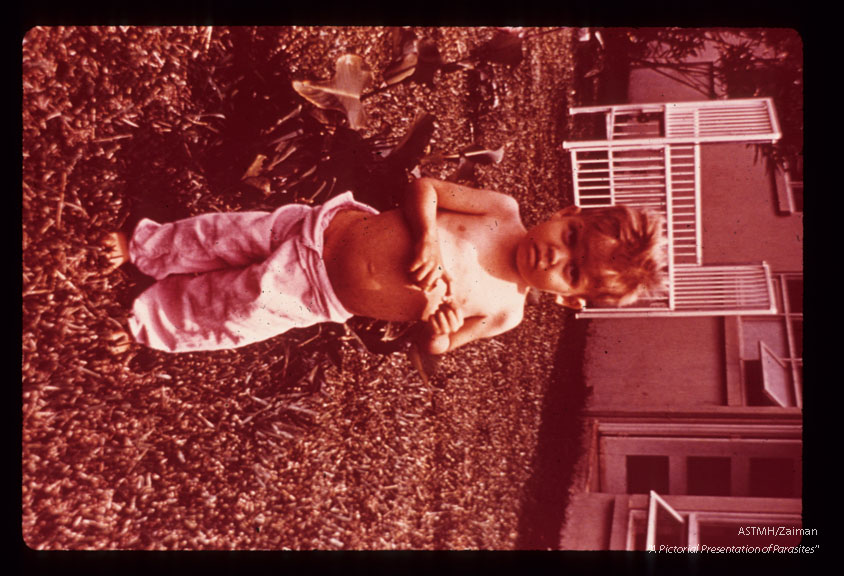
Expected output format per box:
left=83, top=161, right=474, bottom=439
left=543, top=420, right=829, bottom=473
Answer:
left=21, top=26, right=587, bottom=550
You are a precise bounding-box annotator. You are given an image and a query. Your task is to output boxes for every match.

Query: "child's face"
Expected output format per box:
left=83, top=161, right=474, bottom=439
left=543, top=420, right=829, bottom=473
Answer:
left=515, top=206, right=615, bottom=306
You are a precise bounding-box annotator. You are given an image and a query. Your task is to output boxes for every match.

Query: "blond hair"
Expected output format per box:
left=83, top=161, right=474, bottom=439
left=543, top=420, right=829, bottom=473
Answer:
left=578, top=205, right=668, bottom=307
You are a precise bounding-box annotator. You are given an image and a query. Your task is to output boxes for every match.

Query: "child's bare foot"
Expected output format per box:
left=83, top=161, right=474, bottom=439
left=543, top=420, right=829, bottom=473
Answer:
left=104, top=232, right=129, bottom=272
left=107, top=328, right=132, bottom=355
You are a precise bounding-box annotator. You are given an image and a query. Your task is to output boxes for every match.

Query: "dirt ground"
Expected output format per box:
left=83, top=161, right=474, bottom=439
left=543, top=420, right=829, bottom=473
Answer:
left=22, top=26, right=594, bottom=550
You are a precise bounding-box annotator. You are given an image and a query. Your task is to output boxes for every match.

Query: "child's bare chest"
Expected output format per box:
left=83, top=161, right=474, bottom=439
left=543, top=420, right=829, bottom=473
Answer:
left=437, top=215, right=525, bottom=317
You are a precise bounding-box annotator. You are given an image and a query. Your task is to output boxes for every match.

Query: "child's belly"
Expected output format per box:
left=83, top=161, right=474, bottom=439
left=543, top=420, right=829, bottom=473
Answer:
left=324, top=210, right=448, bottom=322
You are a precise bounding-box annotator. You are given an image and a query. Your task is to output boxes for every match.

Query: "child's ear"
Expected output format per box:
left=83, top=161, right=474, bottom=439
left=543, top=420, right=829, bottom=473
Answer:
left=554, top=294, right=586, bottom=311
left=551, top=205, right=582, bottom=220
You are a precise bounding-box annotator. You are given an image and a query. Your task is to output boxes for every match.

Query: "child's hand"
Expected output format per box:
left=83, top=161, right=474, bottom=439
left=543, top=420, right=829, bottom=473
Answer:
left=409, top=233, right=452, bottom=292
left=422, top=297, right=463, bottom=355
left=427, top=297, right=464, bottom=336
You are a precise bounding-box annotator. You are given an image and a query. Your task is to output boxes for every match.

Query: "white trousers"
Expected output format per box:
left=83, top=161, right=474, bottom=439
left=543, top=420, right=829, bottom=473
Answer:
left=127, top=192, right=378, bottom=352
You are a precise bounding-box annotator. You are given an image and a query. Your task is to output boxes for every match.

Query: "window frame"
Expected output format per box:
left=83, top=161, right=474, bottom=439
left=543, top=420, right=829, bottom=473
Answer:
left=776, top=156, right=803, bottom=215
left=611, top=493, right=802, bottom=551
left=646, top=490, right=685, bottom=551
left=726, top=272, right=803, bottom=408
left=687, top=511, right=802, bottom=548
left=600, top=433, right=802, bottom=497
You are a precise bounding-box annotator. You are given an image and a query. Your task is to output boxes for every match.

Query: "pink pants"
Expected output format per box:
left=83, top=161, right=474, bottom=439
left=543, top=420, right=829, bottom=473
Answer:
left=127, top=192, right=378, bottom=352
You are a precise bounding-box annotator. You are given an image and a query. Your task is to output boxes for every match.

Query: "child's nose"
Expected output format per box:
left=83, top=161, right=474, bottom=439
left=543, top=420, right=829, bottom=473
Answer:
left=548, top=245, right=563, bottom=266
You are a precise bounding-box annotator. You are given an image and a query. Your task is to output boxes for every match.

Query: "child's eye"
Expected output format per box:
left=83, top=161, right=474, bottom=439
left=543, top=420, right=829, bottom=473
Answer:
left=568, top=264, right=580, bottom=286
left=566, top=225, right=578, bottom=247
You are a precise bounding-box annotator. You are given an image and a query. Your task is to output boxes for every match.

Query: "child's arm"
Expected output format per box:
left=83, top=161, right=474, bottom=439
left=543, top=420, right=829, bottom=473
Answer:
left=403, top=177, right=519, bottom=291
left=405, top=177, right=520, bottom=218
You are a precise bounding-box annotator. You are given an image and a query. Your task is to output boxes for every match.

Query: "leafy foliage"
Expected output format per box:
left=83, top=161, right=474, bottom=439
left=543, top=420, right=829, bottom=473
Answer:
left=382, top=112, right=437, bottom=176
left=382, top=29, right=458, bottom=87
left=623, top=27, right=707, bottom=65
left=710, top=30, right=803, bottom=173
left=292, top=54, right=373, bottom=130
left=287, top=32, right=523, bottom=205
left=419, top=143, right=508, bottom=183
left=600, top=28, right=803, bottom=175
left=373, top=28, right=528, bottom=98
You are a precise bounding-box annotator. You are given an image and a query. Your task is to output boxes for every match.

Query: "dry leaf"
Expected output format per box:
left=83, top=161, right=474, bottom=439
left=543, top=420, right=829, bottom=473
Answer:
left=383, top=30, right=420, bottom=86
left=431, top=144, right=507, bottom=166
left=413, top=39, right=444, bottom=85
left=406, top=343, right=431, bottom=387
left=442, top=144, right=507, bottom=183
left=384, top=112, right=436, bottom=169
left=382, top=53, right=417, bottom=86
left=292, top=54, right=372, bottom=130
left=242, top=154, right=268, bottom=180
left=383, top=35, right=444, bottom=87
left=243, top=176, right=272, bottom=195
left=459, top=144, right=506, bottom=165
left=447, top=157, right=476, bottom=183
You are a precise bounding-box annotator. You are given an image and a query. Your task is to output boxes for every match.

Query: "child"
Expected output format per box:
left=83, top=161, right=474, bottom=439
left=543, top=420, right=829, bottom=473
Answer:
left=108, top=177, right=666, bottom=354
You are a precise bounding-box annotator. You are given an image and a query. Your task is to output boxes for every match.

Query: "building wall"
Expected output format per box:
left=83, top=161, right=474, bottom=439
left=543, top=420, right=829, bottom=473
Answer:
left=700, top=144, right=803, bottom=270
left=627, top=43, right=721, bottom=103
left=628, top=67, right=709, bottom=103
left=584, top=317, right=725, bottom=409
left=561, top=33, right=803, bottom=551
left=581, top=61, right=802, bottom=412
left=627, top=44, right=803, bottom=272
left=579, top=123, right=802, bottom=412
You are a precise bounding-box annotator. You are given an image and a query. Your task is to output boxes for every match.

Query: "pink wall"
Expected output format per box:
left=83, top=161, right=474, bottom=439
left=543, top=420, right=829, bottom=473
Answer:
left=629, top=67, right=708, bottom=103
left=700, top=144, right=803, bottom=271
left=627, top=42, right=722, bottom=103
left=584, top=317, right=725, bottom=409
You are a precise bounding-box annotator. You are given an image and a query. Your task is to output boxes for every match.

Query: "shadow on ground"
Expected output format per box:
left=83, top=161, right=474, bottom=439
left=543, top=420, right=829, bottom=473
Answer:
left=516, top=314, right=590, bottom=549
